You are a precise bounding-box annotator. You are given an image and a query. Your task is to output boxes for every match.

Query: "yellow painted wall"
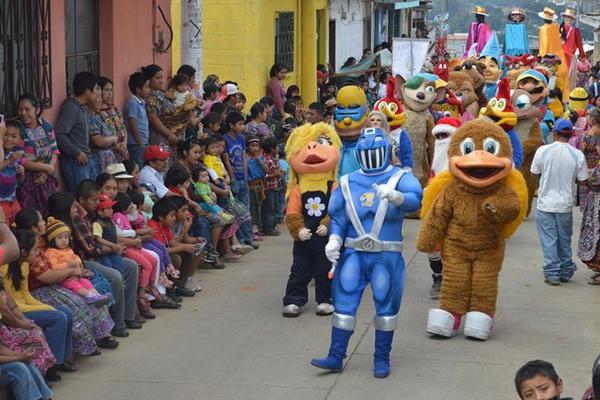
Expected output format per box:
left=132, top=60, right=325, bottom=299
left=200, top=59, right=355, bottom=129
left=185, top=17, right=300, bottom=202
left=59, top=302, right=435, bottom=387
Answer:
left=202, top=0, right=327, bottom=106
left=171, top=0, right=182, bottom=73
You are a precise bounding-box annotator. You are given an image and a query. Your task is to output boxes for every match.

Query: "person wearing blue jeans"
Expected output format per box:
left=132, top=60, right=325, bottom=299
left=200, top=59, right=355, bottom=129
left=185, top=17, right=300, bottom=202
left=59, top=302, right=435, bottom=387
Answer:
left=59, top=156, right=91, bottom=194
left=0, top=359, right=52, bottom=400
left=531, top=119, right=588, bottom=285
left=222, top=112, right=255, bottom=246
left=536, top=211, right=578, bottom=282
left=25, top=305, right=73, bottom=368
left=231, top=179, right=253, bottom=244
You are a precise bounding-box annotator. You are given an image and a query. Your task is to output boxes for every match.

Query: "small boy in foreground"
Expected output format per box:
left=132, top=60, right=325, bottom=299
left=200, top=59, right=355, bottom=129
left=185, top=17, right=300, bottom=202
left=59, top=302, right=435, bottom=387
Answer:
left=515, top=360, right=573, bottom=400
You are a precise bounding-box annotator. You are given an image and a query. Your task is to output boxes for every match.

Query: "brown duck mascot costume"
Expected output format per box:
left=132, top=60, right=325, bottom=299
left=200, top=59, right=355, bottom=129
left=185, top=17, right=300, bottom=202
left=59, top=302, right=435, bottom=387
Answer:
left=416, top=118, right=527, bottom=340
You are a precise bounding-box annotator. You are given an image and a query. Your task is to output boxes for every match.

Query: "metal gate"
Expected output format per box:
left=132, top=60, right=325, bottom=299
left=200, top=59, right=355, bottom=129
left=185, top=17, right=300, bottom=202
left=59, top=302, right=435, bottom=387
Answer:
left=0, top=0, right=52, bottom=117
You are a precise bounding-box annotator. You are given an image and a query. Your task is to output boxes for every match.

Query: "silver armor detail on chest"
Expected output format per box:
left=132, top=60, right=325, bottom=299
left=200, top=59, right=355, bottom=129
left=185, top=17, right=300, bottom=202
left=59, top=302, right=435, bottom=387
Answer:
left=340, top=170, right=405, bottom=253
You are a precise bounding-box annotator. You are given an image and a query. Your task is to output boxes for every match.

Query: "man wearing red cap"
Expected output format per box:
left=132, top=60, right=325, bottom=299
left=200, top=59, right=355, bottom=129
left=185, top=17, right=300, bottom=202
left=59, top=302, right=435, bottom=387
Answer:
left=138, top=145, right=178, bottom=199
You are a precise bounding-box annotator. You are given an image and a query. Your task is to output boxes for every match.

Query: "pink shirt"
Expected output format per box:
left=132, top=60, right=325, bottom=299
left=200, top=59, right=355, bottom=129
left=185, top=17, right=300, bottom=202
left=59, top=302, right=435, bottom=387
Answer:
left=267, top=78, right=286, bottom=114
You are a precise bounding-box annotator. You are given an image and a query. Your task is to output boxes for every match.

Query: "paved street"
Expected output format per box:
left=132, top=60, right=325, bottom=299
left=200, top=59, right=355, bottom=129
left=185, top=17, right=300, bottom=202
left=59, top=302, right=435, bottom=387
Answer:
left=54, top=209, right=599, bottom=400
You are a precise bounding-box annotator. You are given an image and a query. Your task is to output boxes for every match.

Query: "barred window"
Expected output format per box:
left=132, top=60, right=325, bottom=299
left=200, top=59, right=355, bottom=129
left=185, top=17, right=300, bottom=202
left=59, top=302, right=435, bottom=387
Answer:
left=65, top=0, right=100, bottom=95
left=275, top=12, right=294, bottom=72
left=0, top=0, right=52, bottom=117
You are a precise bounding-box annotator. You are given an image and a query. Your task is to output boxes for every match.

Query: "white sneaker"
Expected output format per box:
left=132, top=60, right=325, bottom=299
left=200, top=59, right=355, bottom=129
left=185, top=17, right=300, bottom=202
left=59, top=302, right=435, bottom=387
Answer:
left=232, top=244, right=253, bottom=255
left=316, top=303, right=335, bottom=316
left=464, top=311, right=493, bottom=341
left=184, top=277, right=203, bottom=292
left=282, top=304, right=301, bottom=318
left=426, top=308, right=458, bottom=338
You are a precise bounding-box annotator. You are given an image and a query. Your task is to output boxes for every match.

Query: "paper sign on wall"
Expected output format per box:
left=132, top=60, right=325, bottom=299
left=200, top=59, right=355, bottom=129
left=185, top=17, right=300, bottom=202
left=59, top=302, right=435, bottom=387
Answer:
left=392, top=38, right=430, bottom=80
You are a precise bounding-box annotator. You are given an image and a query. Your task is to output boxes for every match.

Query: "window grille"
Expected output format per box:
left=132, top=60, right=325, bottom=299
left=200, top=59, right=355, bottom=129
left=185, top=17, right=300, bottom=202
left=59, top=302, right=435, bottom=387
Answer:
left=65, top=0, right=99, bottom=95
left=0, top=0, right=52, bottom=117
left=580, top=0, right=600, bottom=16
left=275, top=12, right=294, bottom=71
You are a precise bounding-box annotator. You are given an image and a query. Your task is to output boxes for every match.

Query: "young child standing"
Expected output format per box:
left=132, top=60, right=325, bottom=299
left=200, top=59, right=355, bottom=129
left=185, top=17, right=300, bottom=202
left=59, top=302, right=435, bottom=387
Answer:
left=261, top=137, right=283, bottom=236
left=246, top=136, right=267, bottom=239
left=44, top=217, right=110, bottom=305
left=125, top=72, right=151, bottom=167
left=222, top=112, right=253, bottom=246
left=0, top=120, right=25, bottom=225
left=531, top=119, right=589, bottom=285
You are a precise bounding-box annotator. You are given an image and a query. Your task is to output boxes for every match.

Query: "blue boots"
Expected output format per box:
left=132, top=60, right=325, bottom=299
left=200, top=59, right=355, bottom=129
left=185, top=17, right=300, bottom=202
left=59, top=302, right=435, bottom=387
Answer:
left=311, top=327, right=353, bottom=372
left=373, top=330, right=394, bottom=378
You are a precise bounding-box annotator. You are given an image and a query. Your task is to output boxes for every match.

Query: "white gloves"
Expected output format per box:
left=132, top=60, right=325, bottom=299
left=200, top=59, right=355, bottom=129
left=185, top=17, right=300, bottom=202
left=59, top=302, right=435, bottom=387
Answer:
left=316, top=224, right=328, bottom=236
left=298, top=228, right=312, bottom=241
left=372, top=183, right=404, bottom=206
left=325, top=235, right=343, bottom=264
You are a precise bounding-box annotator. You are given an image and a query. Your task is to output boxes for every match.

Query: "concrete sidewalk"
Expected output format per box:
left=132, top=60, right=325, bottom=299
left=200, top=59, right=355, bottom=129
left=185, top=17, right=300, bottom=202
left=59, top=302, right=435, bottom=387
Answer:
left=54, top=211, right=600, bottom=399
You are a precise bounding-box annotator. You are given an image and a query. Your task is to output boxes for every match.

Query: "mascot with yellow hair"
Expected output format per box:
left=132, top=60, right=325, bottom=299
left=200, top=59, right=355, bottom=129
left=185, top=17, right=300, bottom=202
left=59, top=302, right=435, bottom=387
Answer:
left=417, top=118, right=528, bottom=341
left=282, top=123, right=341, bottom=318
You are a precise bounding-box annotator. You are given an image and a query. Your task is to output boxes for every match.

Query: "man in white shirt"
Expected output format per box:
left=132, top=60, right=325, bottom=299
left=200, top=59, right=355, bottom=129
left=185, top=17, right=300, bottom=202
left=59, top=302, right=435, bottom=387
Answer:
left=139, top=145, right=173, bottom=198
left=531, top=118, right=589, bottom=285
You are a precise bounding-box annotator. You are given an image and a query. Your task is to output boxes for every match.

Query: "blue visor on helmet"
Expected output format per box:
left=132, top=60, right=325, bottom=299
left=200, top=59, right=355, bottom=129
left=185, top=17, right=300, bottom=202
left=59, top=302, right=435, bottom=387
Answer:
left=335, top=104, right=369, bottom=122
left=355, top=127, right=391, bottom=173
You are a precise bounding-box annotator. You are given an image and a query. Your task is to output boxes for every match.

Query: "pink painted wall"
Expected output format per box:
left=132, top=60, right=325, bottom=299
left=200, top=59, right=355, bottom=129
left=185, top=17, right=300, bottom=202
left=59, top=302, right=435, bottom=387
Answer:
left=44, top=0, right=173, bottom=123
left=99, top=0, right=173, bottom=111
left=46, top=0, right=67, bottom=123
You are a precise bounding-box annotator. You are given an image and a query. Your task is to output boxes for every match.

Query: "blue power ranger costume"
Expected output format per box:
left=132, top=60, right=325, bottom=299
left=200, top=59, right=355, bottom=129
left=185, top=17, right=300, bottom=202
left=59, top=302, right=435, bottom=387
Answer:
left=311, top=128, right=423, bottom=378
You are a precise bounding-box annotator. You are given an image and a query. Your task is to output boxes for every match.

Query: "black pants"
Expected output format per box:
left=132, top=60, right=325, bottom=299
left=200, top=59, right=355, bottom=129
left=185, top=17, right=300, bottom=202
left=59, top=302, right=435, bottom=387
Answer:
left=283, top=239, right=332, bottom=306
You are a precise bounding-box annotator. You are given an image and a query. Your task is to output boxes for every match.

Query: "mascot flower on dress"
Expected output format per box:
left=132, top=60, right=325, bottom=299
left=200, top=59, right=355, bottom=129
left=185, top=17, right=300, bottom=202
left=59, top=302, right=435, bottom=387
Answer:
left=335, top=86, right=369, bottom=177
left=417, top=118, right=528, bottom=341
left=282, top=123, right=341, bottom=318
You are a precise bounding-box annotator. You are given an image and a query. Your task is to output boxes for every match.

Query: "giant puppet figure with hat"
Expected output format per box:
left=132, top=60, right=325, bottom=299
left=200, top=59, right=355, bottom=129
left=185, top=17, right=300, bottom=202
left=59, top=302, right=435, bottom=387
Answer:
left=373, top=76, right=413, bottom=171
left=282, top=122, right=341, bottom=318
left=311, top=127, right=422, bottom=378
left=504, top=8, right=530, bottom=57
left=400, top=73, right=439, bottom=188
left=479, top=77, right=524, bottom=168
left=512, top=69, right=547, bottom=216
left=417, top=118, right=527, bottom=341
left=538, top=7, right=569, bottom=101
left=334, top=86, right=369, bottom=177
left=560, top=7, right=586, bottom=72
left=478, top=33, right=503, bottom=100
left=464, top=6, right=492, bottom=57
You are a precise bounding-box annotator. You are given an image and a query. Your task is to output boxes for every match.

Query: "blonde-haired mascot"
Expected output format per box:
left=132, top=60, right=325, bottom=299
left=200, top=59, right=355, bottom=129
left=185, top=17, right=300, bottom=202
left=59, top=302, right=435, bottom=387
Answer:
left=282, top=123, right=341, bottom=318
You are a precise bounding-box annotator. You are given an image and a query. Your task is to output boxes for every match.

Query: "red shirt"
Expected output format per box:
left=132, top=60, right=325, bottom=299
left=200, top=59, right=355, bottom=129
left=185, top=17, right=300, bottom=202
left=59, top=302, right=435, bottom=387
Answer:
left=148, top=219, right=174, bottom=246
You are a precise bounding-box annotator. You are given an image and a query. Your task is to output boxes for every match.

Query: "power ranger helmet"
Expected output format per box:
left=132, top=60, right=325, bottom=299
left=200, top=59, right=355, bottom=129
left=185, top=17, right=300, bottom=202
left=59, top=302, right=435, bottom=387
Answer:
left=355, top=127, right=391, bottom=174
